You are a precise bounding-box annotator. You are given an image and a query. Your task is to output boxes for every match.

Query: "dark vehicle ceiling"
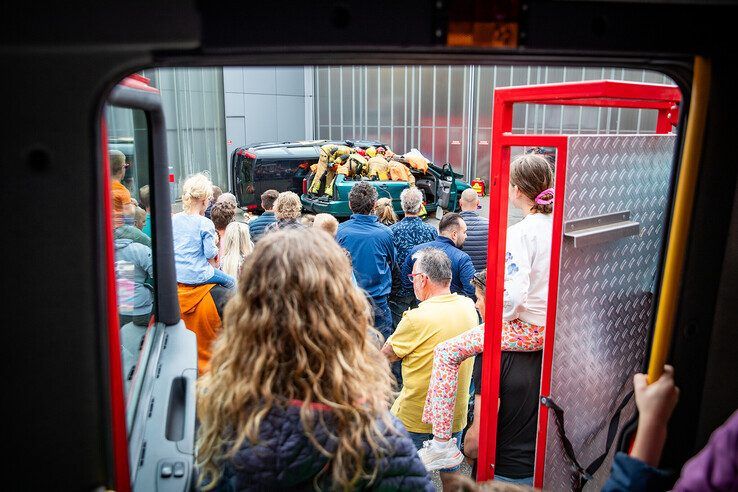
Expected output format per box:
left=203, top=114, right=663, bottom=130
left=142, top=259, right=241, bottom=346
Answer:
left=4, top=1, right=738, bottom=489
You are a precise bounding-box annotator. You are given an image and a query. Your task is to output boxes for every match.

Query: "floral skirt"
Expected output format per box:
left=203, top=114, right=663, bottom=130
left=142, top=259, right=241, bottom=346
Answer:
left=421, top=319, right=544, bottom=439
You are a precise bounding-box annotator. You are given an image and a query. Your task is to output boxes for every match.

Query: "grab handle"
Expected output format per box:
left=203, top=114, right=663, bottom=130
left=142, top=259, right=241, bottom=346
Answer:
left=563, top=211, right=640, bottom=248
left=165, top=376, right=187, bottom=442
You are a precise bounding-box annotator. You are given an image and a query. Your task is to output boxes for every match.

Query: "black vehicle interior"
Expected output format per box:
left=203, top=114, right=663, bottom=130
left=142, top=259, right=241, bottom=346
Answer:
left=6, top=1, right=738, bottom=490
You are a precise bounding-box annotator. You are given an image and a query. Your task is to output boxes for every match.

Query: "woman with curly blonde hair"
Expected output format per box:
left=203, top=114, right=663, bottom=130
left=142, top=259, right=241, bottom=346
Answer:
left=265, top=190, right=305, bottom=233
left=196, top=228, right=433, bottom=491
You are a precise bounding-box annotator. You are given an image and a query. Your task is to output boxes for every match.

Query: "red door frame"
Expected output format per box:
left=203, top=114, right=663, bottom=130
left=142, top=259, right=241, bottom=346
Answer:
left=101, top=117, right=132, bottom=492
left=102, top=73, right=157, bottom=492
left=476, top=80, right=681, bottom=486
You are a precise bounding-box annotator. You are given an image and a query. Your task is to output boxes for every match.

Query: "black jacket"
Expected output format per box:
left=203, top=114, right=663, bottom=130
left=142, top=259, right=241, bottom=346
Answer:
left=209, top=403, right=434, bottom=491
left=460, top=210, right=489, bottom=272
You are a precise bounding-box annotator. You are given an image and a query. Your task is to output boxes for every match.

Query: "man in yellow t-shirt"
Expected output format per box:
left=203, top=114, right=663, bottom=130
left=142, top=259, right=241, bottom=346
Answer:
left=382, top=247, right=478, bottom=488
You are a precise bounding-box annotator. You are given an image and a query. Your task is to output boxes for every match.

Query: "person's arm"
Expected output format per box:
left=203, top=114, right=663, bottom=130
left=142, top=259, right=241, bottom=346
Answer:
left=387, top=233, right=397, bottom=266
left=502, top=229, right=531, bottom=321
left=630, top=365, right=679, bottom=467
left=601, top=366, right=679, bottom=492
left=401, top=247, right=416, bottom=292
left=201, top=219, right=219, bottom=260
left=459, top=255, right=476, bottom=298
left=134, top=243, right=154, bottom=279
left=464, top=395, right=482, bottom=460
left=672, top=410, right=738, bottom=491
left=381, top=342, right=400, bottom=362
left=382, top=316, right=417, bottom=363
left=335, top=224, right=347, bottom=247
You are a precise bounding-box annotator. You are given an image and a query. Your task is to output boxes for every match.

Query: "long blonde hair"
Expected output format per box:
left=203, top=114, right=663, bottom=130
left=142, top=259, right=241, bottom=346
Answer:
left=219, top=221, right=253, bottom=279
left=374, top=197, right=398, bottom=226
left=197, top=229, right=395, bottom=490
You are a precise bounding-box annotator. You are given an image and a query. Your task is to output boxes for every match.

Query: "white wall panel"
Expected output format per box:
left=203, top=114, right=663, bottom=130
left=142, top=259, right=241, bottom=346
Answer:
left=223, top=67, right=244, bottom=93
left=244, top=93, right=278, bottom=143
left=276, top=96, right=306, bottom=142
left=224, top=92, right=244, bottom=117
left=244, top=67, right=276, bottom=94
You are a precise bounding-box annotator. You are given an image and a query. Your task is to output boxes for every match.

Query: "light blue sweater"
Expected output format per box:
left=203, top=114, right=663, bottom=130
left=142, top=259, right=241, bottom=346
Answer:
left=171, top=212, right=218, bottom=284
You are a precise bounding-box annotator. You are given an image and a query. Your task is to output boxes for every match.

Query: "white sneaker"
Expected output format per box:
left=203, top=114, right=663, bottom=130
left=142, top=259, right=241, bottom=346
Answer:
left=418, top=438, right=463, bottom=471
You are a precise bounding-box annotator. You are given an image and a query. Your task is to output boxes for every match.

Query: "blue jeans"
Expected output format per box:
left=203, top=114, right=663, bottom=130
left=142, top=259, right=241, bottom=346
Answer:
left=372, top=296, right=402, bottom=386
left=407, top=431, right=463, bottom=473
left=205, top=269, right=236, bottom=290
left=495, top=475, right=534, bottom=485
left=371, top=296, right=393, bottom=340
left=388, top=294, right=417, bottom=330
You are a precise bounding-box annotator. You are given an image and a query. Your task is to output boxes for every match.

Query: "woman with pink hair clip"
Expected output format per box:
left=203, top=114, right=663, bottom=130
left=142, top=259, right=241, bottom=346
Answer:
left=418, top=153, right=555, bottom=485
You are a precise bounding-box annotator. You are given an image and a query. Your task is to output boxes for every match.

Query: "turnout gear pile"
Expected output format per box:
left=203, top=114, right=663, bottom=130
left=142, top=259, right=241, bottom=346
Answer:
left=309, top=144, right=430, bottom=197
left=308, top=144, right=352, bottom=196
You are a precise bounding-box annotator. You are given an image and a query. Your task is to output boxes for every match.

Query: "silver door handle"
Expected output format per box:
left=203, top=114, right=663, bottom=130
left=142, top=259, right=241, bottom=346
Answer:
left=564, top=211, right=640, bottom=248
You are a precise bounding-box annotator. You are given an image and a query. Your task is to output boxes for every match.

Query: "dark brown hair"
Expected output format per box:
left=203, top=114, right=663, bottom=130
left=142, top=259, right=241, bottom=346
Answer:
left=470, top=269, right=486, bottom=294
left=211, top=201, right=236, bottom=231
left=261, top=189, right=279, bottom=210
left=439, top=212, right=464, bottom=234
left=212, top=186, right=223, bottom=200
left=510, top=153, right=555, bottom=214
left=349, top=182, right=378, bottom=215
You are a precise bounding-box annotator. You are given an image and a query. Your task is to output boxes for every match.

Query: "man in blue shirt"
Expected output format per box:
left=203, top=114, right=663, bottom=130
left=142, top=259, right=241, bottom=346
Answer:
left=248, top=189, right=279, bottom=242
left=402, top=212, right=476, bottom=299
left=337, top=182, right=396, bottom=340
left=389, top=187, right=438, bottom=328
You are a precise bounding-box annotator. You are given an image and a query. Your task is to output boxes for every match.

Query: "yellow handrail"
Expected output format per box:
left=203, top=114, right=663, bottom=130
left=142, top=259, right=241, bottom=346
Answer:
left=647, top=56, right=711, bottom=383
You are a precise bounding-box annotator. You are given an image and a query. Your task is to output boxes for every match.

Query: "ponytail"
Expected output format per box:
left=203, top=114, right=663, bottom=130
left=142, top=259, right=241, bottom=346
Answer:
left=510, top=154, right=555, bottom=215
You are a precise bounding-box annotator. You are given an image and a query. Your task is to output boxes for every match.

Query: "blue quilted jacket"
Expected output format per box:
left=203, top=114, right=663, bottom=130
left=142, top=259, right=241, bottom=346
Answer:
left=460, top=211, right=489, bottom=272
left=248, top=211, right=277, bottom=243
left=207, top=403, right=434, bottom=491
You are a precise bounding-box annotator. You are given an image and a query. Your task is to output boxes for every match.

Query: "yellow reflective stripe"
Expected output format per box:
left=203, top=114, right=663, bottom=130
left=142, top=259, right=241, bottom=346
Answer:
left=648, top=56, right=711, bottom=384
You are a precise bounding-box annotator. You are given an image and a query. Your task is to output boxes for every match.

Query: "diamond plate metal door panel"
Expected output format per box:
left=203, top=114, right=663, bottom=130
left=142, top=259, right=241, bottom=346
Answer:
left=542, top=135, right=676, bottom=490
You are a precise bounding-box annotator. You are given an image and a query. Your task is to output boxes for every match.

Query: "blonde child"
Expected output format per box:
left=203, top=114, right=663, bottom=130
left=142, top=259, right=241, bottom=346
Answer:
left=313, top=213, right=339, bottom=237
left=172, top=173, right=236, bottom=289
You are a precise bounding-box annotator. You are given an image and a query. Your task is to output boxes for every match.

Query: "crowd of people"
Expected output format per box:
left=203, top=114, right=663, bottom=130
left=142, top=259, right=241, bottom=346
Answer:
left=111, top=149, right=737, bottom=491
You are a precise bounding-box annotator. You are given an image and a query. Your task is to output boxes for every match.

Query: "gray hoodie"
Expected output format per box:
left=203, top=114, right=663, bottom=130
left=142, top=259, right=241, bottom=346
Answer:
left=114, top=238, right=154, bottom=316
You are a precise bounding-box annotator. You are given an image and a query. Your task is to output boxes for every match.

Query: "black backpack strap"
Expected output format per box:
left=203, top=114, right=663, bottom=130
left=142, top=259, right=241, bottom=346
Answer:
left=541, top=390, right=634, bottom=491
left=584, top=390, right=634, bottom=478
left=541, top=396, right=591, bottom=491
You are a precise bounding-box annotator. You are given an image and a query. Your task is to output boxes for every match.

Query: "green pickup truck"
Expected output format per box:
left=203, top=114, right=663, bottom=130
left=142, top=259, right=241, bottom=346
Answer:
left=301, top=161, right=472, bottom=218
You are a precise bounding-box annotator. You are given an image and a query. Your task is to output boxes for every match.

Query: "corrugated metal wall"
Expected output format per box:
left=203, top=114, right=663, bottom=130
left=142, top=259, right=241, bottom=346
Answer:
left=315, top=66, right=674, bottom=183
left=141, top=68, right=228, bottom=197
